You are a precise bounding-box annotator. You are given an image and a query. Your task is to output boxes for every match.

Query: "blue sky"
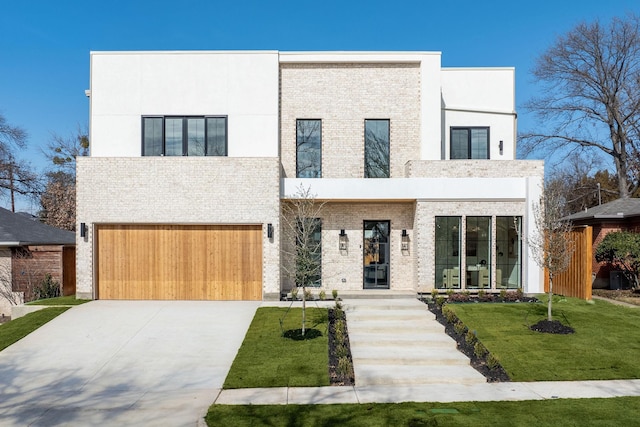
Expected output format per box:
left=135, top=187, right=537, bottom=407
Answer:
left=1, top=0, right=638, bottom=211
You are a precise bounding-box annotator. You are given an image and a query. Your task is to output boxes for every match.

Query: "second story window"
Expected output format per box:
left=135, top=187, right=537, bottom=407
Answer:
left=364, top=119, right=390, bottom=178
left=451, top=127, right=489, bottom=159
left=142, top=116, right=227, bottom=156
left=296, top=119, right=321, bottom=178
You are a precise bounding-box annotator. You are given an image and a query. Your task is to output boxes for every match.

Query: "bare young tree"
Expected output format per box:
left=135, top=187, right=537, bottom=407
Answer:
left=529, top=185, right=575, bottom=321
left=281, top=185, right=325, bottom=336
left=521, top=14, right=640, bottom=199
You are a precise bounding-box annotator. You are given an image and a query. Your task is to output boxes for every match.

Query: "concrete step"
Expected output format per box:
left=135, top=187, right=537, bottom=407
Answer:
left=348, top=332, right=457, bottom=349
left=354, top=365, right=486, bottom=386
left=346, top=320, right=444, bottom=334
left=351, top=347, right=471, bottom=366
left=346, top=310, right=435, bottom=322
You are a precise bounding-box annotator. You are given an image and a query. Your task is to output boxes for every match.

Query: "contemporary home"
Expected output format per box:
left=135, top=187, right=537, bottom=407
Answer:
left=0, top=207, right=75, bottom=316
left=76, top=50, right=544, bottom=301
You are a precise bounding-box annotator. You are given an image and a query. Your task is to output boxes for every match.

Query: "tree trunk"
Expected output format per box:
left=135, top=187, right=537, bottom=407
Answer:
left=613, top=148, right=630, bottom=199
left=548, top=273, right=553, bottom=322
left=302, top=285, right=306, bottom=336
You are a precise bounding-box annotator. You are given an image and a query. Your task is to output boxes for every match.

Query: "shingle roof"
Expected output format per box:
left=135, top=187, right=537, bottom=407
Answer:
left=0, top=207, right=75, bottom=246
left=564, top=198, right=640, bottom=222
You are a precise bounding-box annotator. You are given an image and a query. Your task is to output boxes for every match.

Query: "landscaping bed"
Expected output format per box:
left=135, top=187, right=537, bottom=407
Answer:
left=328, top=305, right=355, bottom=386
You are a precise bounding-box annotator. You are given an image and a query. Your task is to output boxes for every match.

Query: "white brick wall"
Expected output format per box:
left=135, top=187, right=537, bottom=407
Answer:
left=76, top=157, right=281, bottom=299
left=405, top=160, right=544, bottom=178
left=280, top=63, right=421, bottom=179
left=280, top=202, right=415, bottom=293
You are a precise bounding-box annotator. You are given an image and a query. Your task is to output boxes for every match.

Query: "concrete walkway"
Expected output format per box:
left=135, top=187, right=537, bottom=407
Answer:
left=345, top=299, right=485, bottom=386
left=215, top=379, right=640, bottom=405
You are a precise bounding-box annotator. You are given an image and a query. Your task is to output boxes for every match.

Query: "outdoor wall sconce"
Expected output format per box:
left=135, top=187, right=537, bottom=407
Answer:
left=339, top=229, right=348, bottom=251
left=267, top=223, right=274, bottom=239
left=499, top=140, right=504, bottom=155
left=80, top=223, right=87, bottom=238
left=401, top=229, right=410, bottom=251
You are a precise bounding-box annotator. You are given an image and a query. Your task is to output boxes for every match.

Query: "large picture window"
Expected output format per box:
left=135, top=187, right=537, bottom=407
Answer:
left=296, top=218, right=322, bottom=287
left=142, top=116, right=227, bottom=156
left=451, top=127, right=489, bottom=159
left=364, top=119, right=390, bottom=178
left=296, top=119, right=321, bottom=178
left=435, top=217, right=461, bottom=289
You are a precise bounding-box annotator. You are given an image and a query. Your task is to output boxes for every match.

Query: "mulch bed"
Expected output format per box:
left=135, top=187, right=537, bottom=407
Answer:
left=593, top=289, right=640, bottom=306
left=328, top=307, right=355, bottom=386
left=529, top=319, right=575, bottom=334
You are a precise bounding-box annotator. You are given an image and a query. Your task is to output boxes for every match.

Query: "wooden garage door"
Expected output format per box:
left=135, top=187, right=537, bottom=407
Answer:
left=96, top=224, right=262, bottom=300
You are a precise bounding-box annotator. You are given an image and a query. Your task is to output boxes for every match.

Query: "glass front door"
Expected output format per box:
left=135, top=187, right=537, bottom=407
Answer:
left=363, top=220, right=390, bottom=289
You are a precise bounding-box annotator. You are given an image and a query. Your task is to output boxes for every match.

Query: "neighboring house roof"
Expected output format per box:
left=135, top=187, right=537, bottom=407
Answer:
left=0, top=207, right=75, bottom=246
left=564, top=198, right=640, bottom=223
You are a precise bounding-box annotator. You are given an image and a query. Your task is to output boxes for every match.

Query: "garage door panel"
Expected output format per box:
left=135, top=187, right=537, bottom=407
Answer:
left=97, top=225, right=262, bottom=300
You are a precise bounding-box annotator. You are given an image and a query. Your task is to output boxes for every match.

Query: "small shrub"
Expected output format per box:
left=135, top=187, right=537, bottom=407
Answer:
left=431, top=289, right=439, bottom=300
left=499, top=289, right=507, bottom=300
left=332, top=289, right=338, bottom=300
left=465, top=330, right=477, bottom=345
left=334, top=327, right=345, bottom=344
left=337, top=356, right=352, bottom=378
left=34, top=274, right=61, bottom=300
left=463, top=290, right=471, bottom=297
left=474, top=342, right=488, bottom=358
left=454, top=321, right=467, bottom=336
left=335, top=343, right=349, bottom=358
left=304, top=289, right=312, bottom=301
left=446, top=288, right=455, bottom=297
left=448, top=292, right=470, bottom=303
left=442, top=305, right=457, bottom=323
left=486, top=353, right=500, bottom=370
left=436, top=296, right=446, bottom=307
left=319, top=290, right=326, bottom=300
left=478, top=289, right=486, bottom=298
left=334, top=318, right=345, bottom=332
left=291, top=287, right=299, bottom=300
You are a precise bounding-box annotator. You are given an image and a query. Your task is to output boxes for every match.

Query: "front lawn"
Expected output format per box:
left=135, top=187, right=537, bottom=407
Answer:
left=26, top=296, right=90, bottom=306
left=0, top=307, right=70, bottom=351
left=449, top=296, right=640, bottom=381
left=206, top=396, right=640, bottom=426
left=223, top=307, right=330, bottom=388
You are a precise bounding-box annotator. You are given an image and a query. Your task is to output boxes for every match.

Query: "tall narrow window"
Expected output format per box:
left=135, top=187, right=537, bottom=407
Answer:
left=364, top=119, right=390, bottom=178
left=496, top=216, right=522, bottom=289
left=141, top=116, right=227, bottom=156
left=435, top=217, right=461, bottom=289
left=296, top=218, right=322, bottom=287
left=206, top=117, right=227, bottom=156
left=143, top=117, right=163, bottom=156
left=296, top=119, right=321, bottom=178
left=451, top=127, right=489, bottom=159
left=165, top=118, right=184, bottom=156
left=466, top=216, right=491, bottom=289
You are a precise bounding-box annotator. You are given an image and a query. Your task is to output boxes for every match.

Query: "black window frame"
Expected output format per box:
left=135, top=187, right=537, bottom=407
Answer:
left=364, top=119, right=390, bottom=178
left=296, top=119, right=322, bottom=178
left=141, top=116, right=228, bottom=156
left=450, top=127, right=490, bottom=160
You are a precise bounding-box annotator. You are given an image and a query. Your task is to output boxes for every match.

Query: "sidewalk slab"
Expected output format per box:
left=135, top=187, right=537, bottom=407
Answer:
left=288, top=387, right=359, bottom=404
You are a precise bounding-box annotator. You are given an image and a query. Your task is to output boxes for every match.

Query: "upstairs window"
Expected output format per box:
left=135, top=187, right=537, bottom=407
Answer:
left=451, top=127, right=489, bottom=159
left=142, top=116, right=227, bottom=156
left=296, top=119, right=322, bottom=178
left=364, top=119, right=390, bottom=178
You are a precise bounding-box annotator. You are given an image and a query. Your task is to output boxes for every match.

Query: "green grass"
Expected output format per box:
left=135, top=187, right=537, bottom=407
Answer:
left=26, top=295, right=91, bottom=306
left=206, top=397, right=640, bottom=426
left=449, top=296, right=640, bottom=381
left=0, top=307, right=70, bottom=351
left=223, top=307, right=330, bottom=388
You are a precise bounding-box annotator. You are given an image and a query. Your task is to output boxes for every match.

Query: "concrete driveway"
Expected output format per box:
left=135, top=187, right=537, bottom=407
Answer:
left=0, top=300, right=260, bottom=426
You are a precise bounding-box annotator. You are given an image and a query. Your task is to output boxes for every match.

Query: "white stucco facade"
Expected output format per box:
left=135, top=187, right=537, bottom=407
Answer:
left=78, top=50, right=544, bottom=300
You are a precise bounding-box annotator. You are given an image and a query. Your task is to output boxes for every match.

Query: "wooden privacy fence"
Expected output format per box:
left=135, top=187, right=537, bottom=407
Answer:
left=544, top=225, right=592, bottom=300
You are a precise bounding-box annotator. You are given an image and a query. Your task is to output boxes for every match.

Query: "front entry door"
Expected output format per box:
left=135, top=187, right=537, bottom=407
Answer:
left=363, top=220, right=390, bottom=289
